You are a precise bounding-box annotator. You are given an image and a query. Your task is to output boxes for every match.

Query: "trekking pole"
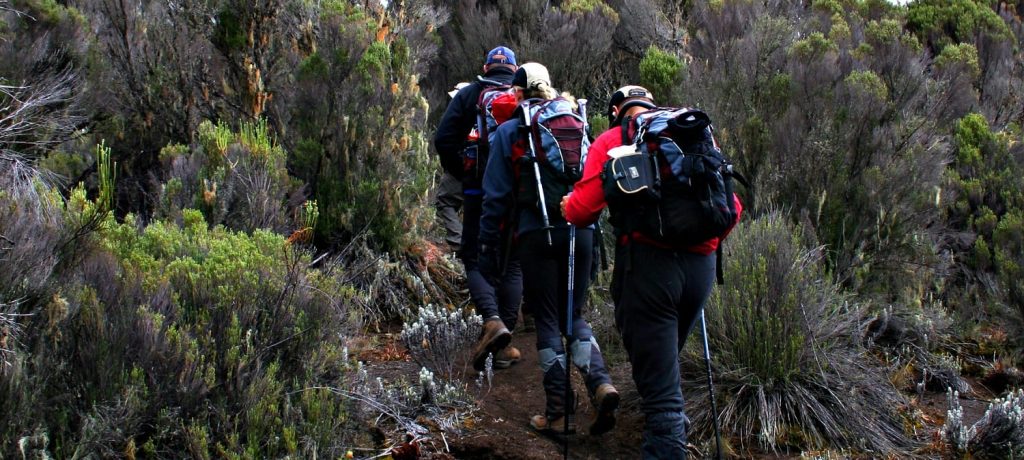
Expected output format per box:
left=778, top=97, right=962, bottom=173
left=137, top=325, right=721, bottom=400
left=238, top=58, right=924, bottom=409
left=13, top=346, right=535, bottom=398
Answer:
left=564, top=223, right=576, bottom=460
left=559, top=97, right=587, bottom=460
left=700, top=309, right=724, bottom=460
left=521, top=101, right=553, bottom=246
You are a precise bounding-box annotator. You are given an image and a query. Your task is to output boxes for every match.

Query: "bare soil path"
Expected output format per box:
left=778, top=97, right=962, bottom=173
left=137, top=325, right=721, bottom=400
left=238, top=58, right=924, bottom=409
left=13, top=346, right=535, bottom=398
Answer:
left=446, top=331, right=645, bottom=460
left=364, top=324, right=996, bottom=459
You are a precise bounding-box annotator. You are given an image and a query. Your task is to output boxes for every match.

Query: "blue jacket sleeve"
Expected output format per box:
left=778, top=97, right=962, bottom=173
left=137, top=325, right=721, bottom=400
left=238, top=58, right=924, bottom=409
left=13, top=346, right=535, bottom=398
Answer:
left=479, top=122, right=517, bottom=248
left=433, top=86, right=476, bottom=179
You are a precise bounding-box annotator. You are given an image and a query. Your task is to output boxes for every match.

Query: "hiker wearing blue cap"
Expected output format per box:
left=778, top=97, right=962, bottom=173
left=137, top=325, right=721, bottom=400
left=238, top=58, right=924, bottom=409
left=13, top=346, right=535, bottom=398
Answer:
left=433, top=46, right=525, bottom=370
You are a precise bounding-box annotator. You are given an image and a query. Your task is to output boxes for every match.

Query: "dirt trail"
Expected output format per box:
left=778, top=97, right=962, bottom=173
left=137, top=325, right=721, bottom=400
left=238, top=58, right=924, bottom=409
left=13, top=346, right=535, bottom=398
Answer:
left=366, top=323, right=995, bottom=459
left=447, top=331, right=645, bottom=460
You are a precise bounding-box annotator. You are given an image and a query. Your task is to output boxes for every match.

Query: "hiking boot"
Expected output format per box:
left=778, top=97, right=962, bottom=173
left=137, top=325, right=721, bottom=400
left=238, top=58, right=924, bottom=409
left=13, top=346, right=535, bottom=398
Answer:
left=530, top=414, right=575, bottom=435
left=471, top=318, right=511, bottom=371
left=493, top=346, right=521, bottom=369
left=588, top=383, right=620, bottom=436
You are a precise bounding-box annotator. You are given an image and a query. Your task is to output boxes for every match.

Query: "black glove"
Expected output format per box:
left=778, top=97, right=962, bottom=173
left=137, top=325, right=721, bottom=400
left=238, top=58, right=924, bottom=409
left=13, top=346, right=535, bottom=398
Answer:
left=439, top=152, right=465, bottom=180
left=477, top=244, right=500, bottom=283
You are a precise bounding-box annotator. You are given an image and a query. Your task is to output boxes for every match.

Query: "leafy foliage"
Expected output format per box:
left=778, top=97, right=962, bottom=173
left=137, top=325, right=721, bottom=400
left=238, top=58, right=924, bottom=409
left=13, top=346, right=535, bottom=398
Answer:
left=639, top=45, right=685, bottom=106
left=3, top=203, right=361, bottom=458
left=944, top=113, right=1024, bottom=346
left=1, top=0, right=1023, bottom=456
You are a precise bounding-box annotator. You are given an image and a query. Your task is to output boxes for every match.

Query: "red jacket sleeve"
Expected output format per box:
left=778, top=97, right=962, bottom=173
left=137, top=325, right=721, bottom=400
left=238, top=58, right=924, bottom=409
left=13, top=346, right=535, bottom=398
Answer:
left=564, top=127, right=620, bottom=226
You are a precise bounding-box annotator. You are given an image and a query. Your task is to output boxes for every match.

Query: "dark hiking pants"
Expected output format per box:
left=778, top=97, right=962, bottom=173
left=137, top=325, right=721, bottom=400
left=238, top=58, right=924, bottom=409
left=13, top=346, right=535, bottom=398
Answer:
left=611, top=243, right=716, bottom=460
left=519, top=228, right=612, bottom=419
left=460, top=192, right=522, bottom=330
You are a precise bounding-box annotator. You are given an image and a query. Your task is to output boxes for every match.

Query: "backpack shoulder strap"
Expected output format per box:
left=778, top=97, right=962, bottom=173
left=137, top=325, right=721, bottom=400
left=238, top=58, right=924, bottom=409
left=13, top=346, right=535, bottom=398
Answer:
left=620, top=116, right=633, bottom=145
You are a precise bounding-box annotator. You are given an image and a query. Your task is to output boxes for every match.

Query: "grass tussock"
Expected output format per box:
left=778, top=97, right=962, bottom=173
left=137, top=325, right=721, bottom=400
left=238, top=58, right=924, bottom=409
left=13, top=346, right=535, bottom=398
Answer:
left=683, top=212, right=916, bottom=455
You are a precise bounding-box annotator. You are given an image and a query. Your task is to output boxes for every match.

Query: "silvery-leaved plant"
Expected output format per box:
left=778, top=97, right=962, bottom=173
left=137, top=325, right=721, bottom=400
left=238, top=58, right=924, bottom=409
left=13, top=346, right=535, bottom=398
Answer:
left=400, top=303, right=482, bottom=379
left=946, top=387, right=1024, bottom=457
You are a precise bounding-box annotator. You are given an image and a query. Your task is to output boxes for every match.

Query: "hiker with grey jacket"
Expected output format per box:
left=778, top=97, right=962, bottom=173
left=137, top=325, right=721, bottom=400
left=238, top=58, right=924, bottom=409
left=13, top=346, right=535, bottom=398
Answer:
left=478, top=62, right=619, bottom=436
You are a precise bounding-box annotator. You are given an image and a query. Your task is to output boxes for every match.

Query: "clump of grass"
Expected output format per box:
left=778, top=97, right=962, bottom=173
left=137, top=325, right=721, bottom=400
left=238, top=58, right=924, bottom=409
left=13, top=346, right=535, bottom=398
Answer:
left=683, top=212, right=916, bottom=454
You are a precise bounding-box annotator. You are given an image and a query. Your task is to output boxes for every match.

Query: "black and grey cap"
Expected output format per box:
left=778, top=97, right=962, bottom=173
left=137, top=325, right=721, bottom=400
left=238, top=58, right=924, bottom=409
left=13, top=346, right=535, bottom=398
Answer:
left=607, top=85, right=656, bottom=124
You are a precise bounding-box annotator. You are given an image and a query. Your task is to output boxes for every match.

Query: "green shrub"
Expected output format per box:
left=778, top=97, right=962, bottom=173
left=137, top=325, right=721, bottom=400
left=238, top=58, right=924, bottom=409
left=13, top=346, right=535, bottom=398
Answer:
left=286, top=5, right=436, bottom=253
left=2, top=204, right=362, bottom=458
left=945, top=113, right=1024, bottom=335
left=639, top=45, right=685, bottom=106
left=935, top=43, right=981, bottom=80
left=906, top=0, right=1010, bottom=52
left=156, top=119, right=303, bottom=234
left=682, top=212, right=915, bottom=453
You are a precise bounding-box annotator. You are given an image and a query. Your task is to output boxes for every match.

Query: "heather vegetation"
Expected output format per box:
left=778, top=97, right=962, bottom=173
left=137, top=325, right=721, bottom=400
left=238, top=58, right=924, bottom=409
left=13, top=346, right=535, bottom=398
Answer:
left=2, top=0, right=1024, bottom=458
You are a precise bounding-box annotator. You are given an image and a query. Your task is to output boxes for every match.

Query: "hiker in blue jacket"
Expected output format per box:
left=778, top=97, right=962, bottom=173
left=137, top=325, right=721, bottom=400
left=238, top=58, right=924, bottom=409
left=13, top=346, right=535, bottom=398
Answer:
left=434, top=46, right=524, bottom=370
left=478, top=62, right=619, bottom=436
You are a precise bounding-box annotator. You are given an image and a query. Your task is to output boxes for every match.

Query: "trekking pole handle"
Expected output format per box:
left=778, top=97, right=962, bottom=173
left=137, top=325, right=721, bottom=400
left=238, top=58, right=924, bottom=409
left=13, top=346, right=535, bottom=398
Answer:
left=521, top=101, right=553, bottom=246
left=577, top=98, right=588, bottom=126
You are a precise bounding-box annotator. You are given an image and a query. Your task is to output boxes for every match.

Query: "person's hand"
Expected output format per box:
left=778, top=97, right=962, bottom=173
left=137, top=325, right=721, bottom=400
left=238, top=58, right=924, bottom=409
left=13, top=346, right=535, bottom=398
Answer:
left=478, top=244, right=500, bottom=283
left=560, top=193, right=571, bottom=218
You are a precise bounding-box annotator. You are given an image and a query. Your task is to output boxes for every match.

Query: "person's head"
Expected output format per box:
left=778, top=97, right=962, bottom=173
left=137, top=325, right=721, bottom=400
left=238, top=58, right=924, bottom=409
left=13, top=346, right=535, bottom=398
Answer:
left=607, top=85, right=656, bottom=125
left=512, top=62, right=558, bottom=101
left=483, top=46, right=517, bottom=73
left=447, top=82, right=470, bottom=99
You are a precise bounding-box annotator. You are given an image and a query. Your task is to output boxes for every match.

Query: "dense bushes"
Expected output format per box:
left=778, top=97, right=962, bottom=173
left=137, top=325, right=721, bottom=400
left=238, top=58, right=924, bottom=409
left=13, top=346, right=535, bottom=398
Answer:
left=1, top=0, right=1023, bottom=456
left=2, top=189, right=362, bottom=456
left=1, top=0, right=455, bottom=456
left=944, top=113, right=1024, bottom=347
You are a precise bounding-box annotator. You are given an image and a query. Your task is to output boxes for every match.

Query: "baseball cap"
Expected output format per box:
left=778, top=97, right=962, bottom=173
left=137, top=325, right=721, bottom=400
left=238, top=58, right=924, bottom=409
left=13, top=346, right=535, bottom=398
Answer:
left=485, top=46, right=517, bottom=66
left=511, top=62, right=551, bottom=90
left=607, top=85, right=656, bottom=124
left=447, top=82, right=470, bottom=99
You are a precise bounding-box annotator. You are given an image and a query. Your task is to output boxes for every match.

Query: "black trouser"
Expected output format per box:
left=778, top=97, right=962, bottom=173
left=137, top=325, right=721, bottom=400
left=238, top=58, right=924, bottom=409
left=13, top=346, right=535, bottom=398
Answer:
left=611, top=242, right=715, bottom=458
left=519, top=228, right=611, bottom=419
left=460, top=192, right=522, bottom=329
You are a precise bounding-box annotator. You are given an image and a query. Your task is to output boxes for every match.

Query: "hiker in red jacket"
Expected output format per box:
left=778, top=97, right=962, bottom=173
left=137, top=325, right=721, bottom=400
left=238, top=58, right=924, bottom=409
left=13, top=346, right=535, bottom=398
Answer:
left=562, top=86, right=743, bottom=459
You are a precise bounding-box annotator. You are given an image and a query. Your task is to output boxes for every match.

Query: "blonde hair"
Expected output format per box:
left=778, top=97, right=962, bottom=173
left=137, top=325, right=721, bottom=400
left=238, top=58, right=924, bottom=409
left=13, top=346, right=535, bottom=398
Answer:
left=521, top=81, right=560, bottom=101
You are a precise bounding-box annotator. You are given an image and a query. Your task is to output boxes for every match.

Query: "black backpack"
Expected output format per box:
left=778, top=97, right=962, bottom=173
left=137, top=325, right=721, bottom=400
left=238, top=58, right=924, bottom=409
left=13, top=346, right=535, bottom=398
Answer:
left=602, top=108, right=746, bottom=277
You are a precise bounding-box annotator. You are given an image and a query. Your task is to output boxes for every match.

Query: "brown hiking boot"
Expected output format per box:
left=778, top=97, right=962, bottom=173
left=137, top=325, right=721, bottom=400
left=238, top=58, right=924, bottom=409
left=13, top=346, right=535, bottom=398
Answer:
left=530, top=414, right=576, bottom=435
left=471, top=318, right=511, bottom=371
left=589, top=383, right=620, bottom=436
left=492, top=346, right=521, bottom=369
